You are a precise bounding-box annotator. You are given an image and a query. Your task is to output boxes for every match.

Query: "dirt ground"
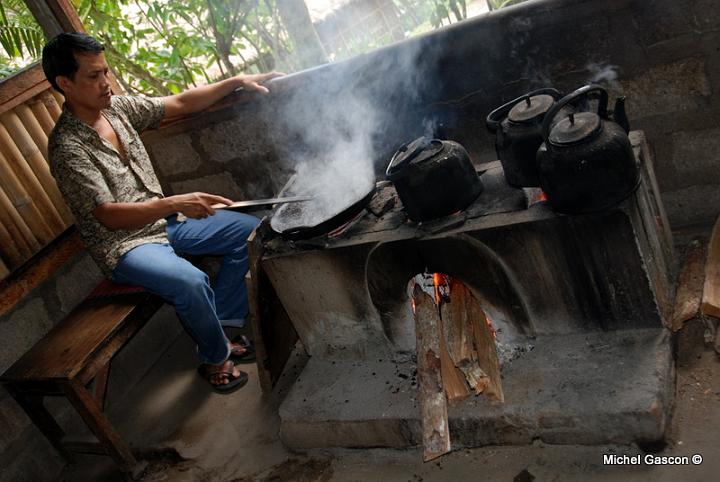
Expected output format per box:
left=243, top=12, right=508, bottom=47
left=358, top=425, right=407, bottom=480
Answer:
left=60, top=240, right=720, bottom=482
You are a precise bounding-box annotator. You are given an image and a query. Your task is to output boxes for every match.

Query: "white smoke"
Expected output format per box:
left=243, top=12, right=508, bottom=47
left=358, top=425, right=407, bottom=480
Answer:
left=586, top=62, right=620, bottom=89
left=271, top=41, right=431, bottom=232
left=273, top=89, right=378, bottom=230
left=422, top=117, right=437, bottom=139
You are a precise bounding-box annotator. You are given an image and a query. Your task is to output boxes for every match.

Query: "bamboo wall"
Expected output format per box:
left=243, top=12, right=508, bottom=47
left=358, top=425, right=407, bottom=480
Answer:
left=0, top=63, right=73, bottom=280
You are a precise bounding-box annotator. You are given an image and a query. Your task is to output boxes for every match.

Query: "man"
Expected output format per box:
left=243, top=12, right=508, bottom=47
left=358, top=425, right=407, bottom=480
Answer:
left=43, top=32, right=281, bottom=393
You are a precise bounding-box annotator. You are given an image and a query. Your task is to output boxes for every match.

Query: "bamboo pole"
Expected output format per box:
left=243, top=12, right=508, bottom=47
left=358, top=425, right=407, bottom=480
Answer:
left=12, top=104, right=50, bottom=161
left=0, top=182, right=39, bottom=259
left=0, top=124, right=69, bottom=232
left=28, top=96, right=56, bottom=137
left=41, top=90, right=62, bottom=121
left=51, top=90, right=65, bottom=108
left=0, top=148, right=56, bottom=245
left=0, top=209, right=30, bottom=268
left=0, top=256, right=10, bottom=279
left=0, top=111, right=74, bottom=225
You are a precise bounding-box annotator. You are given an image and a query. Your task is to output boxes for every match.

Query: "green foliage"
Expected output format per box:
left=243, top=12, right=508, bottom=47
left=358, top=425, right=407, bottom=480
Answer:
left=0, top=0, right=531, bottom=89
left=75, top=0, right=293, bottom=95
left=0, top=0, right=45, bottom=76
left=429, top=0, right=467, bottom=28
left=487, top=0, right=526, bottom=10
left=391, top=0, right=465, bottom=32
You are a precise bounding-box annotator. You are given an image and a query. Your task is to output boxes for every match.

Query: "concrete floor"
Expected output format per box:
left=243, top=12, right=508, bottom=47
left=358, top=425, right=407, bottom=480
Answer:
left=57, top=310, right=720, bottom=482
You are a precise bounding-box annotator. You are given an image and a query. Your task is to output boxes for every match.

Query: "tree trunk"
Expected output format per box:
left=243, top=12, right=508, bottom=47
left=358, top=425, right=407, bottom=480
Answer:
left=276, top=0, right=327, bottom=70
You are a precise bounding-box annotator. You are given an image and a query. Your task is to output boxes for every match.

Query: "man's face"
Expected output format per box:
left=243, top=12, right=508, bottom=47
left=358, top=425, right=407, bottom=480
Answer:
left=57, top=52, right=112, bottom=111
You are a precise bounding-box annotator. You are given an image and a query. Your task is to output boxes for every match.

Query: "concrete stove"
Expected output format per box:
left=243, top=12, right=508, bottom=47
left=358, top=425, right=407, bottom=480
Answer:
left=251, top=131, right=676, bottom=450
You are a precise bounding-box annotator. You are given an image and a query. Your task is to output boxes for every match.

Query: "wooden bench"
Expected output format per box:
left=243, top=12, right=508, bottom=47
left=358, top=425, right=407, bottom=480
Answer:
left=0, top=280, right=164, bottom=478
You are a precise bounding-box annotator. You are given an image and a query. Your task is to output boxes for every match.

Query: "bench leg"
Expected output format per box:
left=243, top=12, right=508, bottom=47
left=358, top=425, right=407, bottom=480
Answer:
left=61, top=378, right=146, bottom=478
left=5, top=385, right=75, bottom=463
left=93, top=363, right=111, bottom=411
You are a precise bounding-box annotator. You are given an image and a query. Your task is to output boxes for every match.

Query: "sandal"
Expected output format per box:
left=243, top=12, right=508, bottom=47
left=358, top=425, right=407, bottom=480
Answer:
left=197, top=360, right=248, bottom=394
left=230, top=335, right=256, bottom=363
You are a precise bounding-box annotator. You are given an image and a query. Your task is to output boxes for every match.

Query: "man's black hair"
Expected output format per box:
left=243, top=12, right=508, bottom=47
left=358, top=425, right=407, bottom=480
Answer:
left=42, top=32, right=105, bottom=94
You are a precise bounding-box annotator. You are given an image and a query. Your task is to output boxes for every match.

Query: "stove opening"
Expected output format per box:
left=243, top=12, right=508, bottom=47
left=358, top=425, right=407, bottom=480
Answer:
left=366, top=236, right=534, bottom=357
left=411, top=272, right=504, bottom=402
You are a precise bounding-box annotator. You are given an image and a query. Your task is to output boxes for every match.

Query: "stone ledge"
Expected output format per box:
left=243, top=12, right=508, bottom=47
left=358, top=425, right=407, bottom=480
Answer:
left=280, top=328, right=674, bottom=449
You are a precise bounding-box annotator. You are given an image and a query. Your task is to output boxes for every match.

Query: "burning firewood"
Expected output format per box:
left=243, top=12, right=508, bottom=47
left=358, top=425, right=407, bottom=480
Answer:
left=440, top=278, right=504, bottom=402
left=456, top=360, right=490, bottom=395
left=412, top=284, right=451, bottom=462
left=437, top=315, right=471, bottom=402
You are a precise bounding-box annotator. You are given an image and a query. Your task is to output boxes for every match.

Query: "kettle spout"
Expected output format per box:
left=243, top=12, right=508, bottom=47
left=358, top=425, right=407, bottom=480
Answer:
left=613, top=97, right=630, bottom=133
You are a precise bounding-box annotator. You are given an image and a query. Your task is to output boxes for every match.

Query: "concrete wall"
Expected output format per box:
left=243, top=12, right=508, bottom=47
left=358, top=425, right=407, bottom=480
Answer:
left=144, top=0, right=720, bottom=229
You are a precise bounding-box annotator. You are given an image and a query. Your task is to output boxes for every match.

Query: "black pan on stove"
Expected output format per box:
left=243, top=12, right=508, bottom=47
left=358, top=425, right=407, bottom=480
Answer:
left=270, top=180, right=376, bottom=241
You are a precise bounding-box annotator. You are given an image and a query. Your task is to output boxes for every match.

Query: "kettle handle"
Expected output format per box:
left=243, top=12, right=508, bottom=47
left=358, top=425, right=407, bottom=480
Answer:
left=486, top=88, right=563, bottom=132
left=541, top=85, right=609, bottom=143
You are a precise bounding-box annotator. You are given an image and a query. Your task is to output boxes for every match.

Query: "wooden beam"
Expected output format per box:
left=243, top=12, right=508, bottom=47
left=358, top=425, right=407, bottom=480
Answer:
left=22, top=0, right=63, bottom=38
left=0, top=230, right=81, bottom=317
left=24, top=0, right=83, bottom=36
left=45, top=0, right=85, bottom=32
left=0, top=64, right=49, bottom=116
left=22, top=1, right=123, bottom=94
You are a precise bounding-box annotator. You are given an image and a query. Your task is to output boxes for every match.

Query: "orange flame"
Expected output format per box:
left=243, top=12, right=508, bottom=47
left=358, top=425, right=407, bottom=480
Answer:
left=485, top=315, right=497, bottom=340
left=433, top=273, right=442, bottom=305
left=432, top=273, right=452, bottom=306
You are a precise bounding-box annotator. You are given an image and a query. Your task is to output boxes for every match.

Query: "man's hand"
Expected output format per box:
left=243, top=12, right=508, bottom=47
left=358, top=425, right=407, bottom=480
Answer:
left=169, top=192, right=234, bottom=219
left=163, top=71, right=285, bottom=119
left=237, top=71, right=285, bottom=94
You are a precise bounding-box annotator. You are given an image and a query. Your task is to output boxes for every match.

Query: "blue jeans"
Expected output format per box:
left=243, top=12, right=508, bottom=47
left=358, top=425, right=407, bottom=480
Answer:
left=112, top=210, right=260, bottom=365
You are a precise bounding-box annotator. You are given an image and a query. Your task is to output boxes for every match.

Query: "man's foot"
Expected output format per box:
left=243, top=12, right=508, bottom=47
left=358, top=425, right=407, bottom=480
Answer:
left=230, top=335, right=256, bottom=363
left=197, top=360, right=248, bottom=393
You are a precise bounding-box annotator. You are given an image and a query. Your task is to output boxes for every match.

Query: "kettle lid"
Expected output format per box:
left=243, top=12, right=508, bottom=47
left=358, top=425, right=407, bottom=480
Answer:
left=548, top=112, right=601, bottom=145
left=508, top=94, right=555, bottom=123
left=387, top=137, right=444, bottom=178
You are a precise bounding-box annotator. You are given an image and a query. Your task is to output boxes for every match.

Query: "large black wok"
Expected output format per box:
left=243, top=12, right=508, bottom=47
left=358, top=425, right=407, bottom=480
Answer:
left=270, top=178, right=376, bottom=241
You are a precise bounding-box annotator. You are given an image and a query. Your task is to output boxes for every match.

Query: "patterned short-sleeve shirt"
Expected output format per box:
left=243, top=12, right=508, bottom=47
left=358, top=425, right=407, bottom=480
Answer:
left=49, top=95, right=168, bottom=278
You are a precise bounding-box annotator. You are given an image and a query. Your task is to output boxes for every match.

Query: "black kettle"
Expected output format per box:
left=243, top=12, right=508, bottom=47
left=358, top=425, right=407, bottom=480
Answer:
left=386, top=137, right=483, bottom=222
left=486, top=88, right=569, bottom=187
left=536, top=85, right=638, bottom=214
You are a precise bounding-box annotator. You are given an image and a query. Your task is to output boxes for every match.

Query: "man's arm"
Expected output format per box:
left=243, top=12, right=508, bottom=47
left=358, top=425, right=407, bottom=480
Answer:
left=162, top=72, right=283, bottom=119
left=93, top=192, right=233, bottom=231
